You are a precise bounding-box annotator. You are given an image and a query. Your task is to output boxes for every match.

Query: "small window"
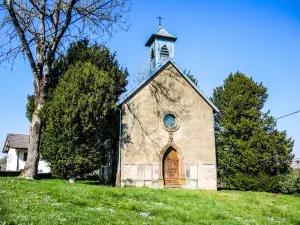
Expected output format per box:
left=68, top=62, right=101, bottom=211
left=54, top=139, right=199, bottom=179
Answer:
left=164, top=114, right=176, bottom=128
left=160, top=45, right=169, bottom=57
left=23, top=152, right=28, bottom=161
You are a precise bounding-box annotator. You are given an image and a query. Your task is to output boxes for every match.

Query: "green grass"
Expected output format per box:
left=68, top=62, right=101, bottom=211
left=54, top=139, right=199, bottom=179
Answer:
left=0, top=178, right=299, bottom=225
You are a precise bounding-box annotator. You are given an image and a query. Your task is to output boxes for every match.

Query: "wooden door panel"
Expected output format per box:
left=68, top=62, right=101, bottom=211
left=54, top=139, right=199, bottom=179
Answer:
left=163, top=149, right=179, bottom=185
left=169, top=170, right=177, bottom=179
left=164, top=164, right=170, bottom=179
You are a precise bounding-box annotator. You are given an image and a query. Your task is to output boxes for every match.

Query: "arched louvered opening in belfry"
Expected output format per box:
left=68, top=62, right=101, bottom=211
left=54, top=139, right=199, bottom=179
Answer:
left=160, top=45, right=169, bottom=58
left=150, top=48, right=155, bottom=61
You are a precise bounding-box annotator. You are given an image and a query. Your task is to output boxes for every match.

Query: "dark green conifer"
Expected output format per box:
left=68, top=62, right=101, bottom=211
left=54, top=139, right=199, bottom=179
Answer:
left=211, top=72, right=294, bottom=192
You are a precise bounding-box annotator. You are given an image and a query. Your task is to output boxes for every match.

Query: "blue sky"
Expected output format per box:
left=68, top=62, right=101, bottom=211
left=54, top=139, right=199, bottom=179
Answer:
left=0, top=0, right=299, bottom=158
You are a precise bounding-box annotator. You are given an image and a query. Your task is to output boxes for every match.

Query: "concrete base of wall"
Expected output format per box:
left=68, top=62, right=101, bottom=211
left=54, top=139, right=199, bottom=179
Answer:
left=120, top=163, right=217, bottom=190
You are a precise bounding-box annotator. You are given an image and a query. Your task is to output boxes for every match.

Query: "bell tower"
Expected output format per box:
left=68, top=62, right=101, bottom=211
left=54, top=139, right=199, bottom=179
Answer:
left=145, top=17, right=177, bottom=72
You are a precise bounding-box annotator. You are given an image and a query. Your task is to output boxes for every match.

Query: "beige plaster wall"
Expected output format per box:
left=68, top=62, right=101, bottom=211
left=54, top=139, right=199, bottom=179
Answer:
left=120, top=63, right=217, bottom=190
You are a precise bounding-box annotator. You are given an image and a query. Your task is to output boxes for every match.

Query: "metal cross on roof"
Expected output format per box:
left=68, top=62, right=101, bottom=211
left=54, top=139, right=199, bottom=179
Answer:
left=157, top=15, right=163, bottom=26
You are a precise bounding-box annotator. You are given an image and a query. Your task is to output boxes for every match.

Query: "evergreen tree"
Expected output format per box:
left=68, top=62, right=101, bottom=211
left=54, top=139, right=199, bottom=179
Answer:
left=0, top=156, right=7, bottom=168
left=26, top=40, right=128, bottom=121
left=41, top=62, right=119, bottom=180
left=26, top=95, right=35, bottom=122
left=211, top=72, right=294, bottom=192
left=37, top=41, right=128, bottom=180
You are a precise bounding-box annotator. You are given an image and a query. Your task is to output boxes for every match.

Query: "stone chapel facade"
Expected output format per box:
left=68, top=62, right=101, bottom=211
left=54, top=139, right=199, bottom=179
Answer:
left=102, top=26, right=219, bottom=190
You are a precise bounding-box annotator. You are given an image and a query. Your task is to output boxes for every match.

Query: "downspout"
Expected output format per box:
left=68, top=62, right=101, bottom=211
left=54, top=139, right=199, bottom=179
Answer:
left=115, top=107, right=122, bottom=187
left=17, top=149, right=20, bottom=171
left=213, top=113, right=218, bottom=190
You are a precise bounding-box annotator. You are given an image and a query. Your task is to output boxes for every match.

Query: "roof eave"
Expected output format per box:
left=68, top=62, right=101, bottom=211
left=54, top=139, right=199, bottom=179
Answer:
left=117, top=60, right=171, bottom=106
left=168, top=60, right=220, bottom=114
left=2, top=134, right=30, bottom=152
left=2, top=135, right=9, bottom=153
left=145, top=34, right=177, bottom=46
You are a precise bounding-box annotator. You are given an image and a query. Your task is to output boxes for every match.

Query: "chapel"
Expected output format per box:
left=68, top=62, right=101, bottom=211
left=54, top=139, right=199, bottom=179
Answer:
left=102, top=24, right=219, bottom=190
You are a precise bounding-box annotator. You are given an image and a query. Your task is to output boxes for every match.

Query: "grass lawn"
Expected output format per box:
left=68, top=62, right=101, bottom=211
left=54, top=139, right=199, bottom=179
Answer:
left=0, top=178, right=299, bottom=225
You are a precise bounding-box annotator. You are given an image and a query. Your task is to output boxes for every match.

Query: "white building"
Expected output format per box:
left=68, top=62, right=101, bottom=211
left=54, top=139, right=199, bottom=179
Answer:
left=2, top=134, right=50, bottom=173
left=292, top=158, right=300, bottom=170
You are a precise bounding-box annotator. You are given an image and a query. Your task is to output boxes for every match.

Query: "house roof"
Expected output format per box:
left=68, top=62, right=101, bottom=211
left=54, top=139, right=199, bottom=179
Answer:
left=117, top=59, right=219, bottom=114
left=2, top=134, right=29, bottom=153
left=145, top=26, right=177, bottom=46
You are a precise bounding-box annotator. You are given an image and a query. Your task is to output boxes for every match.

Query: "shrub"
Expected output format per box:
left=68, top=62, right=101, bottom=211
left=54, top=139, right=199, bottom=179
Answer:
left=280, top=172, right=300, bottom=195
left=221, top=172, right=282, bottom=193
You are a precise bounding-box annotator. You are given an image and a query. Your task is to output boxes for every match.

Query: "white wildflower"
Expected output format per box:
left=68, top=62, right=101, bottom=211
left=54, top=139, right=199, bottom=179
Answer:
left=152, top=202, right=164, bottom=206
left=51, top=202, right=60, bottom=206
left=138, top=212, right=150, bottom=217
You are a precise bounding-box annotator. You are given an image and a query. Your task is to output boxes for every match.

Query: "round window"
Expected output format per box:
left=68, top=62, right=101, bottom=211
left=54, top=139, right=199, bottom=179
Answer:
left=164, top=114, right=176, bottom=128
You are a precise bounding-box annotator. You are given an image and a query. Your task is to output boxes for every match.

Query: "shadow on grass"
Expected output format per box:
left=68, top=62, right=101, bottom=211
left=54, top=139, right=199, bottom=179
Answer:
left=34, top=174, right=118, bottom=187
left=75, top=176, right=115, bottom=186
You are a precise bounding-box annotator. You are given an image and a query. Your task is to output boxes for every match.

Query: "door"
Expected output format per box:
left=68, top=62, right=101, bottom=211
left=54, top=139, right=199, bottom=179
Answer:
left=163, top=148, right=179, bottom=185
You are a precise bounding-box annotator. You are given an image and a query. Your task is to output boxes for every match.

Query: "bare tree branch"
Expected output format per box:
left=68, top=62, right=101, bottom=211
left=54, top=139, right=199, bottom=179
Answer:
left=2, top=0, right=39, bottom=81
left=0, top=0, right=130, bottom=179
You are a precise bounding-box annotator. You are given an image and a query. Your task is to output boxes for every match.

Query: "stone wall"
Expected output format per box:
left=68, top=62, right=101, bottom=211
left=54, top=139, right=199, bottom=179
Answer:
left=120, top=163, right=216, bottom=190
left=120, top=62, right=217, bottom=190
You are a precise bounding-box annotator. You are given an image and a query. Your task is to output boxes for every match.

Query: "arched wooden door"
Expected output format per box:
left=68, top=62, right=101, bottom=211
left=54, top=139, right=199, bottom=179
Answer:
left=163, top=148, right=179, bottom=185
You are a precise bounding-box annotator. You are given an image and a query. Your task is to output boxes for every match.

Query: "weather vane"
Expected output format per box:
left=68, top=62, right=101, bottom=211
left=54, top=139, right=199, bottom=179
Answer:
left=157, top=15, right=163, bottom=26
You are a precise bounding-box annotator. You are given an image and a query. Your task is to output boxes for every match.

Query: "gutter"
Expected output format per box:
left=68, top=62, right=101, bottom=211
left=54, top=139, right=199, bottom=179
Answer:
left=115, top=107, right=122, bottom=187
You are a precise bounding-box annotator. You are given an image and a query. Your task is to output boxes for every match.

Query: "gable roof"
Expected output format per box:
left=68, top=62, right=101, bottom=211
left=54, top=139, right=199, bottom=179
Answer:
left=2, top=134, right=29, bottom=153
left=117, top=59, right=219, bottom=114
left=145, top=26, right=177, bottom=46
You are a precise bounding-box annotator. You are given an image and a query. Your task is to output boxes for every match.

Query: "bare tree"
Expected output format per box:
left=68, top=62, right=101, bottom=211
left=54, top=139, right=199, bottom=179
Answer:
left=0, top=0, right=130, bottom=179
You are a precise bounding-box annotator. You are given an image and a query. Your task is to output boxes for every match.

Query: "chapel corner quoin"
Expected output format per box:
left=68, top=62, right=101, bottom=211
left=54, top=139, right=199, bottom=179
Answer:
left=100, top=25, right=219, bottom=190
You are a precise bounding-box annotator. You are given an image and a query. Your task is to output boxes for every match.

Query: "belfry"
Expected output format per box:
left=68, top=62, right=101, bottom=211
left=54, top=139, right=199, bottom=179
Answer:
left=145, top=22, right=177, bottom=72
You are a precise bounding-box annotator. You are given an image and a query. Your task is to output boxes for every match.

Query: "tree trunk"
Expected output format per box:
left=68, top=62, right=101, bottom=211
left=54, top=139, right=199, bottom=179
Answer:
left=20, top=110, right=42, bottom=179
left=20, top=72, right=46, bottom=179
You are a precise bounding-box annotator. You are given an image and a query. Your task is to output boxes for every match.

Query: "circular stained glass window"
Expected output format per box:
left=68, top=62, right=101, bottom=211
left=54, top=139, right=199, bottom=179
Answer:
left=164, top=114, right=176, bottom=128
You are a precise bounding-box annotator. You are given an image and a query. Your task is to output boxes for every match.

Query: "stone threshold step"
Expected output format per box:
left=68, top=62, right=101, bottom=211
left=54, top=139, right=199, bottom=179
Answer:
left=164, top=185, right=182, bottom=189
